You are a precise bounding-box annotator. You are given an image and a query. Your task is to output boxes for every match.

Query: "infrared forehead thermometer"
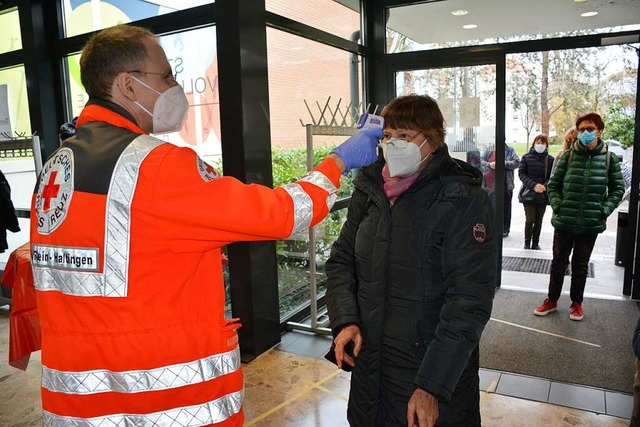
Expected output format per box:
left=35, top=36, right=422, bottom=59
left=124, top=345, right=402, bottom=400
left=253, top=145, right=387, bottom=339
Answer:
left=356, top=113, right=384, bottom=130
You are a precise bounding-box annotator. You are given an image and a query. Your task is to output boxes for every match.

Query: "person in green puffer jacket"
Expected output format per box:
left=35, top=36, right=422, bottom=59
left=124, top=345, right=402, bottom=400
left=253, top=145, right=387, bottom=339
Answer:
left=533, top=112, right=624, bottom=321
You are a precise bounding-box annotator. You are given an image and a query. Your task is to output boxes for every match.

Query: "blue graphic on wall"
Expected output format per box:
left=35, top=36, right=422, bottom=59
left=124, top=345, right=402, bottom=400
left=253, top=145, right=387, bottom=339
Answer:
left=69, top=0, right=159, bottom=21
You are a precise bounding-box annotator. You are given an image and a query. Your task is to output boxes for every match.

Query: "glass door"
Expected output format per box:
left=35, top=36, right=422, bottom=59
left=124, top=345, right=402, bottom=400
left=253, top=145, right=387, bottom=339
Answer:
left=396, top=65, right=496, bottom=186
left=394, top=63, right=506, bottom=286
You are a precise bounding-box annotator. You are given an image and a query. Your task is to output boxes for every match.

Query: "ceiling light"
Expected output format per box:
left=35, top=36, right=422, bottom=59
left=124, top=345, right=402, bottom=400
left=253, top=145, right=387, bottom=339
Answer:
left=581, top=11, right=598, bottom=17
left=463, top=24, right=478, bottom=29
left=451, top=10, right=468, bottom=16
left=573, top=0, right=588, bottom=2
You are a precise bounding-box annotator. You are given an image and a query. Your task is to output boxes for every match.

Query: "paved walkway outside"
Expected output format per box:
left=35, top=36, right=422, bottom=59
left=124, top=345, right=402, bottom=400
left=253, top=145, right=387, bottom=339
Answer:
left=502, top=176, right=627, bottom=300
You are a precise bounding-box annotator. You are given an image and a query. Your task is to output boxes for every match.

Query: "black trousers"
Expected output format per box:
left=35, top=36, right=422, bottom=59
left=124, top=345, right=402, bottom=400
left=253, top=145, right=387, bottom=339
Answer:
left=523, top=203, right=547, bottom=243
left=548, top=229, right=598, bottom=303
left=504, top=189, right=513, bottom=233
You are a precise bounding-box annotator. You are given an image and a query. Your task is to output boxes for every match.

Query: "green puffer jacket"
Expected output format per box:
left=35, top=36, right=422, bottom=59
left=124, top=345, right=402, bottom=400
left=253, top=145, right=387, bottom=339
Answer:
left=548, top=139, right=624, bottom=235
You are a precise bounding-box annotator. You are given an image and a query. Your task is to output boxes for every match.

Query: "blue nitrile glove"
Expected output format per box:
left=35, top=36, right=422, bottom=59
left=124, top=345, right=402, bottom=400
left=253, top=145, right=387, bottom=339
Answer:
left=331, top=128, right=383, bottom=173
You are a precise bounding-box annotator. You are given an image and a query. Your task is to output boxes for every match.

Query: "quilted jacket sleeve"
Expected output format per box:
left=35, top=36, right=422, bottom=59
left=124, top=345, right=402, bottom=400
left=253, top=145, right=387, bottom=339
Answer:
left=602, top=155, right=624, bottom=218
left=415, top=188, right=497, bottom=402
left=325, top=190, right=369, bottom=336
left=547, top=150, right=569, bottom=212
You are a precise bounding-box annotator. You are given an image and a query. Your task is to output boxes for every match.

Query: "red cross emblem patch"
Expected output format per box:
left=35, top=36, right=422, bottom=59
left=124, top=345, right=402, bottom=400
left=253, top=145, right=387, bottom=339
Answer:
left=197, top=157, right=220, bottom=182
left=35, top=148, right=74, bottom=235
left=472, top=222, right=487, bottom=243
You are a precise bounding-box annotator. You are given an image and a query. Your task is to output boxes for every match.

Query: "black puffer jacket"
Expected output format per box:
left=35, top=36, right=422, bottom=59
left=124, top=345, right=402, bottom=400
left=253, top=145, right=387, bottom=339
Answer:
left=326, top=146, right=497, bottom=426
left=518, top=148, right=554, bottom=205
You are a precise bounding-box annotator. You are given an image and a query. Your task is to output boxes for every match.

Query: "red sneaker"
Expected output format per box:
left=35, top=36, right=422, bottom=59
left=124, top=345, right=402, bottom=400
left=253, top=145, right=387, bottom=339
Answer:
left=569, top=302, right=584, bottom=321
left=534, top=299, right=557, bottom=316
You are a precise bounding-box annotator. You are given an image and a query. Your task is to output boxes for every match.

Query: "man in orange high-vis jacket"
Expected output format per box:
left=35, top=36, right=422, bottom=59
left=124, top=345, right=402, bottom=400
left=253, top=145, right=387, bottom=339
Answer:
left=30, top=25, right=382, bottom=426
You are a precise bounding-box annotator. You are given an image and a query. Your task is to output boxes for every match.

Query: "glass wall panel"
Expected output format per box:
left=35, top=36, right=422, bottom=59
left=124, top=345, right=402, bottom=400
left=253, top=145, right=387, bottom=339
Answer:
left=62, top=0, right=215, bottom=37
left=387, top=0, right=640, bottom=53
left=506, top=45, right=638, bottom=149
left=64, top=26, right=220, bottom=162
left=0, top=65, right=35, bottom=214
left=395, top=65, right=496, bottom=188
left=503, top=45, right=637, bottom=293
left=267, top=28, right=362, bottom=149
left=0, top=7, right=21, bottom=53
left=267, top=28, right=362, bottom=320
left=266, top=0, right=361, bottom=41
left=0, top=65, right=32, bottom=140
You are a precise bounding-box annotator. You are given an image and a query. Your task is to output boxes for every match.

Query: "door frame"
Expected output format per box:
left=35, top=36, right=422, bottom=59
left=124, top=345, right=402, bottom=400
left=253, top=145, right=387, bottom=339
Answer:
left=385, top=55, right=507, bottom=287
left=367, top=23, right=640, bottom=294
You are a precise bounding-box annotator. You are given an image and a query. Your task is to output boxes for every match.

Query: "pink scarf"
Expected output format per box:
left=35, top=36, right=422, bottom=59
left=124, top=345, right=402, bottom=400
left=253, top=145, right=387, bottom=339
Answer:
left=382, top=165, right=421, bottom=205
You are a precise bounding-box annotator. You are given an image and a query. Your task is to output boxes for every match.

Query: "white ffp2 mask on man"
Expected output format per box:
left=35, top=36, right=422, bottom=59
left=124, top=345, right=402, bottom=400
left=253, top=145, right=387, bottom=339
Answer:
left=132, top=76, right=189, bottom=134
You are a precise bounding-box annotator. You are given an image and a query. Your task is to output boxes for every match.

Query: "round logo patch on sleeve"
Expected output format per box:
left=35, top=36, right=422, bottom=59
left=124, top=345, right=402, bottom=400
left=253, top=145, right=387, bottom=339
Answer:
left=35, top=148, right=74, bottom=235
left=472, top=222, right=487, bottom=243
left=197, top=157, right=220, bottom=182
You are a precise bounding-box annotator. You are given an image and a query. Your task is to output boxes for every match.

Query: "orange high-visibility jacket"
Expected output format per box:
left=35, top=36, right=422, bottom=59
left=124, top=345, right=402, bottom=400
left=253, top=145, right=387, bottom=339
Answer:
left=30, top=99, right=342, bottom=426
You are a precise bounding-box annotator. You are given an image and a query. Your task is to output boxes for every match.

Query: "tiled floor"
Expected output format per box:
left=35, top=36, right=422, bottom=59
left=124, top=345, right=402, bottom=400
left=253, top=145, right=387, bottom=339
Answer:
left=245, top=343, right=631, bottom=426
left=0, top=305, right=632, bottom=426
left=276, top=329, right=633, bottom=423
left=0, top=185, right=634, bottom=425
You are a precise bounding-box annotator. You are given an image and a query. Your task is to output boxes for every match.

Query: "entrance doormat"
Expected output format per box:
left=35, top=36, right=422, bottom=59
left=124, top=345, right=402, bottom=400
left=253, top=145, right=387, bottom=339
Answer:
left=480, top=289, right=637, bottom=393
left=502, top=256, right=594, bottom=278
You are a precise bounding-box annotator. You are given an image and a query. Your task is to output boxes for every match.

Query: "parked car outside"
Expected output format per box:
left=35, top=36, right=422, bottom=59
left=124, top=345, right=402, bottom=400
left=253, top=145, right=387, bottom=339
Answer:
left=605, top=139, right=626, bottom=161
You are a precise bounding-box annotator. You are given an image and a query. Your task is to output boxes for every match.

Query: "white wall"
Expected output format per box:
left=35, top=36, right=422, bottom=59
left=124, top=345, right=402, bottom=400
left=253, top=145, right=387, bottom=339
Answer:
left=1, top=159, right=36, bottom=267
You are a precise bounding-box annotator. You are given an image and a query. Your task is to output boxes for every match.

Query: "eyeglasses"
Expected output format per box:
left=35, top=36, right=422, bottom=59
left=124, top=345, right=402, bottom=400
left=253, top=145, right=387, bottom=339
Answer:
left=128, top=69, right=177, bottom=84
left=578, top=126, right=597, bottom=132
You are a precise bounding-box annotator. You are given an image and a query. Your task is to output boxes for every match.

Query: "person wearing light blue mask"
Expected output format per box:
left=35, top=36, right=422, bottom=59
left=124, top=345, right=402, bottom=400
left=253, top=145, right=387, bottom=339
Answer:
left=534, top=112, right=624, bottom=322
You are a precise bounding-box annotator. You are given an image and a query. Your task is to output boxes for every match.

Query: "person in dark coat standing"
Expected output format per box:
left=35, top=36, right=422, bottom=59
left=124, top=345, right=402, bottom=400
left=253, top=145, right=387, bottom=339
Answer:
left=518, top=134, right=554, bottom=250
left=325, top=94, right=497, bottom=427
left=480, top=144, right=520, bottom=238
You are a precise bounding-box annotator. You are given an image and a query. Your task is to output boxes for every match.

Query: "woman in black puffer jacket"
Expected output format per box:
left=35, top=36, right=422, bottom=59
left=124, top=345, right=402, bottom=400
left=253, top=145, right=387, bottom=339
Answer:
left=518, top=134, right=554, bottom=249
left=326, top=95, right=496, bottom=427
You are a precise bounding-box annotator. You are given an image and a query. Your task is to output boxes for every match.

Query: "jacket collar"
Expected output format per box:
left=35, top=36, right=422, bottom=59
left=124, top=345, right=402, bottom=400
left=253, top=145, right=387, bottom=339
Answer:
left=571, top=138, right=606, bottom=156
left=356, top=144, right=483, bottom=195
left=76, top=98, right=146, bottom=135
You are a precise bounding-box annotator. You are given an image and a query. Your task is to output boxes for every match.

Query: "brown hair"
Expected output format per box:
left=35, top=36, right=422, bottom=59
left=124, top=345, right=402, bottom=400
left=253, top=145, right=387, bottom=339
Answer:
left=563, top=128, right=577, bottom=151
left=381, top=94, right=446, bottom=148
left=80, top=25, right=156, bottom=99
left=531, top=134, right=548, bottom=149
left=575, top=112, right=605, bottom=131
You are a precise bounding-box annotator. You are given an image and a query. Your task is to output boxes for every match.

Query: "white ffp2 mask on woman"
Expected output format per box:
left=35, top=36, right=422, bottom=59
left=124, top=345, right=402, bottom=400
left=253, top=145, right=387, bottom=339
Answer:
left=381, top=137, right=429, bottom=177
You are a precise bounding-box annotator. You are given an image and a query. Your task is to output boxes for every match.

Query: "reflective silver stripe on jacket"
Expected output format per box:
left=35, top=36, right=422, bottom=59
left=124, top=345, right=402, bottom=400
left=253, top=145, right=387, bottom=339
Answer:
left=43, top=389, right=243, bottom=427
left=280, top=183, right=312, bottom=237
left=281, top=171, right=337, bottom=238
left=42, top=346, right=240, bottom=395
left=299, top=170, right=338, bottom=210
left=33, top=135, right=163, bottom=297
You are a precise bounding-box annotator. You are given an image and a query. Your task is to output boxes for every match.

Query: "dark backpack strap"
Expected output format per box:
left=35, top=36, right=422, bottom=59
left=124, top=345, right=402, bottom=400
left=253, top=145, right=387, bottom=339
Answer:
left=544, top=156, right=549, bottom=181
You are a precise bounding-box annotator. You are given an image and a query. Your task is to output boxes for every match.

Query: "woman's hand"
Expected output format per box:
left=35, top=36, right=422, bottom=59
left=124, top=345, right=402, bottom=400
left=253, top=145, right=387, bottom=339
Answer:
left=407, top=388, right=439, bottom=427
left=534, top=183, right=546, bottom=193
left=333, top=325, right=362, bottom=369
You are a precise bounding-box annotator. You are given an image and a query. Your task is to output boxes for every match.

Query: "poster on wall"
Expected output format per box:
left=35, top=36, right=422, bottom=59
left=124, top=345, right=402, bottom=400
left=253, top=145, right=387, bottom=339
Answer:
left=0, top=85, right=12, bottom=141
left=156, top=27, right=221, bottom=160
left=436, top=98, right=454, bottom=128
left=459, top=97, right=480, bottom=128
left=63, top=1, right=221, bottom=160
